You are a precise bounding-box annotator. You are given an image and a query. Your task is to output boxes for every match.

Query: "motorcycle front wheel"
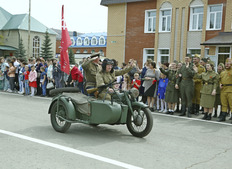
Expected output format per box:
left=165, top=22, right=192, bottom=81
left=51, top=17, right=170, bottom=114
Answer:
left=50, top=101, right=71, bottom=133
left=126, top=107, right=153, bottom=138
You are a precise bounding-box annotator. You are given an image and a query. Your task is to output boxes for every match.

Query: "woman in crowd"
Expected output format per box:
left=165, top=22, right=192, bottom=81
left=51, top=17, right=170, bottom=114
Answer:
left=159, top=62, right=178, bottom=114
left=143, top=61, right=158, bottom=111
left=194, top=61, right=219, bottom=120
left=121, top=74, right=131, bottom=91
left=7, top=60, right=16, bottom=92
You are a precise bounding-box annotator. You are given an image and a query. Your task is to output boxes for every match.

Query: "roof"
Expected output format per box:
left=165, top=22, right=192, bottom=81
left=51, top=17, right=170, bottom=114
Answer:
left=1, top=14, right=56, bottom=35
left=100, top=0, right=149, bottom=6
left=0, top=7, right=12, bottom=29
left=0, top=45, right=17, bottom=51
left=78, top=32, right=107, bottom=38
left=201, top=32, right=232, bottom=46
left=51, top=28, right=83, bottom=40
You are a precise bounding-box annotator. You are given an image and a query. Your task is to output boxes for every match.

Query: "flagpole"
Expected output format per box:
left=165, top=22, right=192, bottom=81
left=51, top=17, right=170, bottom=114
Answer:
left=28, top=0, right=31, bottom=58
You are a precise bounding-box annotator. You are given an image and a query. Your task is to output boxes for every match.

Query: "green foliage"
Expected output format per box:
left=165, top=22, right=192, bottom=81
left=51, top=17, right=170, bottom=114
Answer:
left=40, top=31, right=53, bottom=60
left=15, top=38, right=26, bottom=59
left=69, top=49, right=75, bottom=64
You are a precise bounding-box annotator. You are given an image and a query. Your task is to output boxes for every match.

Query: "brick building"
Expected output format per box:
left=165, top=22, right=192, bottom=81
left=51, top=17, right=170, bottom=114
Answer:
left=101, top=0, right=232, bottom=68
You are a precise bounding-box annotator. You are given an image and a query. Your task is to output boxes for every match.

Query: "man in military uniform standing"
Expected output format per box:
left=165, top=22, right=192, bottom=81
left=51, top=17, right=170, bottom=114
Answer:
left=192, top=54, right=205, bottom=115
left=82, top=52, right=101, bottom=93
left=218, top=58, right=232, bottom=123
left=176, top=55, right=195, bottom=117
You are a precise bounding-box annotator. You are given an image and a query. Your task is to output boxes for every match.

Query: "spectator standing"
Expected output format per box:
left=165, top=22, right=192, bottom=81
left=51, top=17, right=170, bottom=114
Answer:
left=24, top=65, right=30, bottom=95
left=29, top=65, right=37, bottom=96
left=0, top=57, right=6, bottom=90
left=121, top=74, right=131, bottom=91
left=18, top=61, right=26, bottom=94
left=3, top=64, right=10, bottom=91
left=7, top=60, right=16, bottom=92
left=131, top=73, right=141, bottom=90
left=157, top=73, right=169, bottom=113
left=40, top=67, right=47, bottom=97
left=140, top=60, right=151, bottom=103
left=52, top=59, right=62, bottom=88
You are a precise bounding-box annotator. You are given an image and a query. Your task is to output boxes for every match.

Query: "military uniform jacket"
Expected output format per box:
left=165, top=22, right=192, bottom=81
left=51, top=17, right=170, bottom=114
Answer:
left=82, top=58, right=101, bottom=87
left=193, top=64, right=205, bottom=83
left=220, top=68, right=232, bottom=93
left=195, top=71, right=219, bottom=95
left=177, top=63, right=195, bottom=85
left=159, top=68, right=177, bottom=92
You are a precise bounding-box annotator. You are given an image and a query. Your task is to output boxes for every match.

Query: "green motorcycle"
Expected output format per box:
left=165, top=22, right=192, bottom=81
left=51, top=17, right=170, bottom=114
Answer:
left=48, top=81, right=153, bottom=138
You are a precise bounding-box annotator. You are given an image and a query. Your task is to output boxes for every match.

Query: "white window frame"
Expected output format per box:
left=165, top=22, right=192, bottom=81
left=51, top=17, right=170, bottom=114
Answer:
left=70, top=38, right=75, bottom=46
left=189, top=6, right=204, bottom=31
left=158, top=48, right=170, bottom=66
left=187, top=48, right=201, bottom=57
left=143, top=48, right=155, bottom=66
left=77, top=37, right=82, bottom=46
left=33, top=36, right=40, bottom=58
left=144, top=9, right=156, bottom=33
left=84, top=37, right=89, bottom=46
left=91, top=36, right=97, bottom=45
left=99, top=36, right=105, bottom=45
left=159, top=9, right=172, bottom=32
left=206, top=4, right=223, bottom=30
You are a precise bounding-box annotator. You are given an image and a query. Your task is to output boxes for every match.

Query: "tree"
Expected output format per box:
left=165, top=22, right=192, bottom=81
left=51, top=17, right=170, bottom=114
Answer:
left=40, top=31, right=53, bottom=60
left=15, top=38, right=26, bottom=59
left=69, top=49, right=75, bottom=64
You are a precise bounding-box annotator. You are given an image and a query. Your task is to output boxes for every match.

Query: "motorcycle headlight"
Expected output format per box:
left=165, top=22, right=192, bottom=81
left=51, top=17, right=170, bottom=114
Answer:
left=130, top=88, right=139, bottom=98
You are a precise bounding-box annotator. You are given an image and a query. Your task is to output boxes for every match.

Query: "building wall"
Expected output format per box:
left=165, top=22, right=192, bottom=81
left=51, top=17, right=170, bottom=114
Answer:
left=125, top=0, right=156, bottom=67
left=106, top=3, right=127, bottom=65
left=70, top=47, right=106, bottom=55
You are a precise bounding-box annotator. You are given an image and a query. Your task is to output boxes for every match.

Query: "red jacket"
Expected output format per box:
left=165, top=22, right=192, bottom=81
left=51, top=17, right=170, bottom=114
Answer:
left=71, top=66, right=83, bottom=82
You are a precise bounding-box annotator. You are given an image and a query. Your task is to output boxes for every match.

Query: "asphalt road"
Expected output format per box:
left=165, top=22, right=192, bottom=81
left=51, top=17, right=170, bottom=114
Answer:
left=0, top=92, right=232, bottom=169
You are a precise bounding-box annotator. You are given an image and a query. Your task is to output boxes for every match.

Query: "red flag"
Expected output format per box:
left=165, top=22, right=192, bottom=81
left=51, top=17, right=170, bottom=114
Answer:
left=60, top=5, right=72, bottom=74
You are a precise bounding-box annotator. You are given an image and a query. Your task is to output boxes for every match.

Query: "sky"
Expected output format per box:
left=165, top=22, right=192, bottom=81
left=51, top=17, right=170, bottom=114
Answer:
left=0, top=0, right=108, bottom=33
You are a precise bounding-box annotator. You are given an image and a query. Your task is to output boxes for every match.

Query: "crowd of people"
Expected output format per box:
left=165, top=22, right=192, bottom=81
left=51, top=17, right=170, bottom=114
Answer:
left=0, top=53, right=231, bottom=123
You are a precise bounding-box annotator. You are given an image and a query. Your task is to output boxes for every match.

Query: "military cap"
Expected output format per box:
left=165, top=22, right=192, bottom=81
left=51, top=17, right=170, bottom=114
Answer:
left=90, top=52, right=100, bottom=58
left=218, top=63, right=225, bottom=69
left=201, top=58, right=208, bottom=63
left=208, top=61, right=215, bottom=67
left=194, top=54, right=200, bottom=58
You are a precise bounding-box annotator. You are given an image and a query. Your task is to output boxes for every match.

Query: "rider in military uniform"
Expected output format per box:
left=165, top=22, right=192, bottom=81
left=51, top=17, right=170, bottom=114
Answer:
left=194, top=61, right=219, bottom=120
left=96, top=59, right=135, bottom=100
left=176, top=55, right=195, bottom=117
left=82, top=52, right=101, bottom=92
left=192, top=54, right=206, bottom=115
left=218, top=58, right=232, bottom=123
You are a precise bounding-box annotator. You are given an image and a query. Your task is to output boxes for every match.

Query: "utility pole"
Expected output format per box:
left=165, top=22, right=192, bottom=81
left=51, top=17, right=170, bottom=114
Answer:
left=28, top=0, right=31, bottom=58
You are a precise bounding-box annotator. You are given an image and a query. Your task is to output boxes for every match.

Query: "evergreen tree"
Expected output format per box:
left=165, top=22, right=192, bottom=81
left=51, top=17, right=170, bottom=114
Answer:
left=69, top=49, right=75, bottom=64
left=40, top=31, right=53, bottom=60
left=15, top=38, right=26, bottom=59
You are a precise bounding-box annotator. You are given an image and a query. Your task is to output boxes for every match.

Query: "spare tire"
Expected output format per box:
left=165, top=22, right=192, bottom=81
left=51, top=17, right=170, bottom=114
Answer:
left=50, top=87, right=80, bottom=96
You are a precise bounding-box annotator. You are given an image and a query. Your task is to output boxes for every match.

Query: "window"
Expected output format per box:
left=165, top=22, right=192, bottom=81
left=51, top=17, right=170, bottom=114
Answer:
left=145, top=10, right=156, bottom=33
left=83, top=50, right=88, bottom=53
left=99, top=50, right=104, bottom=56
left=91, top=50, right=95, bottom=54
left=160, top=10, right=171, bottom=32
left=188, top=49, right=201, bottom=57
left=33, top=36, right=40, bottom=58
left=158, top=49, right=170, bottom=64
left=77, top=37, right=82, bottom=45
left=143, top=48, right=154, bottom=65
left=218, top=47, right=230, bottom=65
left=190, top=7, right=203, bottom=31
left=99, top=36, right=105, bottom=45
left=207, top=4, right=223, bottom=30
left=91, top=37, right=97, bottom=45
left=76, top=50, right=80, bottom=53
left=71, top=38, right=75, bottom=46
left=84, top=37, right=89, bottom=45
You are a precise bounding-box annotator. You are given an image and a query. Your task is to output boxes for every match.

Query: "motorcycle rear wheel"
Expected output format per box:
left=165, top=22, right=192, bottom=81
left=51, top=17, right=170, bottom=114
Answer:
left=50, top=101, right=71, bottom=133
left=126, top=107, right=153, bottom=138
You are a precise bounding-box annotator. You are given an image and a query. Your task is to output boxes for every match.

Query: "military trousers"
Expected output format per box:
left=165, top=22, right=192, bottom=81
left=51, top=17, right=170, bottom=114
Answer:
left=180, top=80, right=194, bottom=107
left=220, top=92, right=232, bottom=112
left=192, top=83, right=201, bottom=104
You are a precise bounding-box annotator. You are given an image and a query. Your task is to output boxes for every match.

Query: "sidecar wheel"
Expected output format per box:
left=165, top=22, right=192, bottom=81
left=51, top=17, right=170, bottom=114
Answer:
left=126, top=107, right=153, bottom=138
left=50, top=101, right=71, bottom=133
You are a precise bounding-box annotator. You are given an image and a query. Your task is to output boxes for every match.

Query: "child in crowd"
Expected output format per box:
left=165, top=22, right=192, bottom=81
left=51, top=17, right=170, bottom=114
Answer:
left=157, top=73, right=168, bottom=113
left=3, top=65, right=10, bottom=91
left=18, top=62, right=26, bottom=94
left=131, top=73, right=141, bottom=90
left=29, top=65, right=37, bottom=96
left=121, top=74, right=131, bottom=91
left=24, top=65, right=30, bottom=95
left=40, top=67, right=47, bottom=97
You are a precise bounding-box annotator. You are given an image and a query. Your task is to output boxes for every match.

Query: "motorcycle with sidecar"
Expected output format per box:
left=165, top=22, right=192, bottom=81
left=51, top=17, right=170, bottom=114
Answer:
left=48, top=81, right=153, bottom=138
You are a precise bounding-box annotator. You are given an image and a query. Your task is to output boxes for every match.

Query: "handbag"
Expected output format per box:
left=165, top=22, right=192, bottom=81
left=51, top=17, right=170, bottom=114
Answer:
left=46, top=81, right=54, bottom=89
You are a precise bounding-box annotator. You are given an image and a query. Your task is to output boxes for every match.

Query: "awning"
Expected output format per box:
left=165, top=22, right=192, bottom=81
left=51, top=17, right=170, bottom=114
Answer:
left=201, top=32, right=232, bottom=46
left=0, top=45, right=18, bottom=51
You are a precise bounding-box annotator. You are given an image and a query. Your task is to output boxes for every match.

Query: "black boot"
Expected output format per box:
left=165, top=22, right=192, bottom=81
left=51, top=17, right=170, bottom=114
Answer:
left=175, top=105, right=180, bottom=113
left=218, top=112, right=226, bottom=122
left=192, top=104, right=196, bottom=114
left=202, top=113, right=208, bottom=120
left=187, top=106, right=192, bottom=118
left=213, top=110, right=217, bottom=118
left=195, top=104, right=200, bottom=115
left=170, top=111, right=174, bottom=115
left=229, top=116, right=232, bottom=120
left=179, top=105, right=186, bottom=116
left=206, top=113, right=212, bottom=120
left=218, top=111, right=222, bottom=119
